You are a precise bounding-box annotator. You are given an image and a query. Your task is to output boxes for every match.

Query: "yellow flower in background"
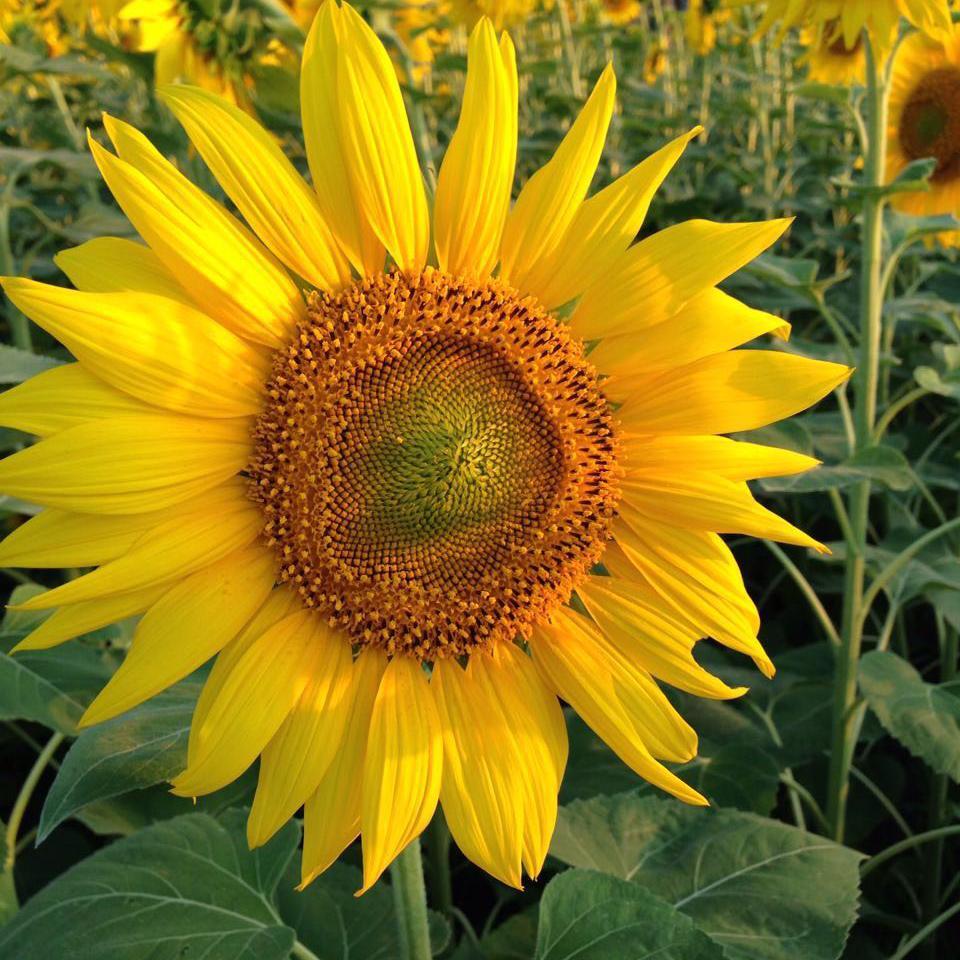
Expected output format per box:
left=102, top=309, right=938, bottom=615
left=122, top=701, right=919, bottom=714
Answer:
left=448, top=0, right=538, bottom=30
left=801, top=21, right=866, bottom=85
left=599, top=0, right=642, bottom=27
left=686, top=0, right=721, bottom=55
left=0, top=0, right=71, bottom=55
left=753, top=0, right=952, bottom=51
left=644, top=35, right=668, bottom=82
left=0, top=0, right=849, bottom=893
left=395, top=0, right=450, bottom=82
left=118, top=0, right=298, bottom=114
left=887, top=23, right=960, bottom=243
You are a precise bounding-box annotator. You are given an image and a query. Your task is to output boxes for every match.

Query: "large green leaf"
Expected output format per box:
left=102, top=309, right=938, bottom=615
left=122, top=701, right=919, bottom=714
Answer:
left=550, top=794, right=862, bottom=960
left=0, top=586, right=114, bottom=735
left=535, top=870, right=722, bottom=960
left=0, top=812, right=300, bottom=960
left=276, top=861, right=450, bottom=958
left=859, top=650, right=960, bottom=781
left=760, top=445, right=913, bottom=494
left=38, top=677, right=202, bottom=840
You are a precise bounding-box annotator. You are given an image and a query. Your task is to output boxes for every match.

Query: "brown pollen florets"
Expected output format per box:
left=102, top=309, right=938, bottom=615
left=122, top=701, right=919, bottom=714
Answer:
left=899, top=66, right=960, bottom=183
left=248, top=268, right=619, bottom=661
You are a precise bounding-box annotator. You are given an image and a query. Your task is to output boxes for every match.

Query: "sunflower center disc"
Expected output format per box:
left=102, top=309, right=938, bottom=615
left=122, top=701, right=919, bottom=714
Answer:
left=900, top=67, right=960, bottom=182
left=249, top=269, right=619, bottom=660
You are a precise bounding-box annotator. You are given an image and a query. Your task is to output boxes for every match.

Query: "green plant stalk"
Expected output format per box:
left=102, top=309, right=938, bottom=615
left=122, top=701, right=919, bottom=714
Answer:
left=921, top=617, right=956, bottom=957
left=426, top=814, right=453, bottom=915
left=3, top=731, right=64, bottom=892
left=0, top=169, right=32, bottom=352
left=825, top=35, right=888, bottom=843
left=390, top=838, right=433, bottom=960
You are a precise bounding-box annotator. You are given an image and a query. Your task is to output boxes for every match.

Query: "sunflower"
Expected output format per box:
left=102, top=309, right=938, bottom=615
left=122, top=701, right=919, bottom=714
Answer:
left=447, top=0, right=538, bottom=30
left=394, top=0, right=450, bottom=82
left=117, top=0, right=297, bottom=113
left=599, top=0, right=642, bottom=27
left=0, top=0, right=71, bottom=55
left=0, top=1, right=849, bottom=892
left=752, top=0, right=952, bottom=51
left=887, top=23, right=960, bottom=242
left=685, top=0, right=722, bottom=56
left=801, top=20, right=866, bottom=85
left=644, top=35, right=668, bottom=83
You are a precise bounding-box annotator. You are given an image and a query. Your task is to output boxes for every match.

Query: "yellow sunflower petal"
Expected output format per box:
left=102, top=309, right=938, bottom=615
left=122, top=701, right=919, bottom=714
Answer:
left=301, top=0, right=384, bottom=275
left=171, top=609, right=321, bottom=797
left=11, top=585, right=168, bottom=653
left=15, top=483, right=260, bottom=611
left=499, top=64, right=616, bottom=291
left=570, top=218, right=792, bottom=340
left=79, top=546, right=276, bottom=727
left=479, top=643, right=567, bottom=878
left=0, top=505, right=164, bottom=568
left=521, top=127, right=701, bottom=309
left=89, top=120, right=304, bottom=347
left=433, top=656, right=525, bottom=888
left=54, top=237, right=190, bottom=299
left=0, top=416, right=250, bottom=516
left=605, top=522, right=772, bottom=677
left=621, top=435, right=820, bottom=482
left=0, top=363, right=152, bottom=437
left=188, top=586, right=304, bottom=764
left=247, top=625, right=353, bottom=848
left=2, top=278, right=267, bottom=419
left=433, top=18, right=517, bottom=278
left=300, top=649, right=387, bottom=888
left=160, top=84, right=351, bottom=292
left=589, top=287, right=791, bottom=393
left=531, top=607, right=706, bottom=805
left=578, top=576, right=747, bottom=700
left=334, top=4, right=430, bottom=273
left=359, top=656, right=442, bottom=894
left=620, top=472, right=828, bottom=553
left=617, top=350, right=852, bottom=436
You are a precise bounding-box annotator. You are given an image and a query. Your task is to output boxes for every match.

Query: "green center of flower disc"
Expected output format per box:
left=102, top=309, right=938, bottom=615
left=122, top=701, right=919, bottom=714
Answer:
left=249, top=269, right=619, bottom=661
left=900, top=67, right=960, bottom=182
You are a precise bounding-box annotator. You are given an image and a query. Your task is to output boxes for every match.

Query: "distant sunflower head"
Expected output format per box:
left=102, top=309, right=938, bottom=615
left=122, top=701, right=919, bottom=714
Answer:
left=800, top=19, right=865, bottom=85
left=887, top=24, right=960, bottom=242
left=599, top=0, right=642, bottom=27
left=752, top=0, right=952, bottom=52
left=0, top=0, right=849, bottom=896
left=119, top=0, right=296, bottom=112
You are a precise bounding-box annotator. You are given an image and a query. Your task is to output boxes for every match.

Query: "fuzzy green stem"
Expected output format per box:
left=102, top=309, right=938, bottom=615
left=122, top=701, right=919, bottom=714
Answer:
left=390, top=839, right=433, bottom=960
left=825, top=34, right=888, bottom=843
left=4, top=732, right=64, bottom=884
left=426, top=814, right=453, bottom=915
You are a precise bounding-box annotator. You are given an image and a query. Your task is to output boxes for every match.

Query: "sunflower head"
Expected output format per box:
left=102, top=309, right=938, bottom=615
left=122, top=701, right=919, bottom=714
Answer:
left=887, top=24, right=960, bottom=242
left=0, top=0, right=851, bottom=895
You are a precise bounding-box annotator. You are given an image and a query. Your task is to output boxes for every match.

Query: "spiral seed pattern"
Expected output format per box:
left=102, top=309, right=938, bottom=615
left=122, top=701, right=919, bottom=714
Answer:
left=249, top=269, right=619, bottom=660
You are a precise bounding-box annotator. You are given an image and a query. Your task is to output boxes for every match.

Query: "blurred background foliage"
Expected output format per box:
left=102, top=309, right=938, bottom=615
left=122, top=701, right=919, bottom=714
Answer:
left=1, top=1, right=958, bottom=959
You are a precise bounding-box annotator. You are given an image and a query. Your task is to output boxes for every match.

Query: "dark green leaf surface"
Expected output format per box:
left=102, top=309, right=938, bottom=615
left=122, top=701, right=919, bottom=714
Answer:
left=551, top=794, right=862, bottom=960
left=859, top=650, right=960, bottom=782
left=535, top=869, right=723, bottom=960
left=0, top=813, right=299, bottom=960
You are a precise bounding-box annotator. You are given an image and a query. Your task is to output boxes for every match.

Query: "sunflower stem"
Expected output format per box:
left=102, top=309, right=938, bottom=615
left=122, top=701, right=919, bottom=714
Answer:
left=825, top=32, right=888, bottom=844
left=390, top=838, right=433, bottom=960
left=3, top=731, right=64, bottom=902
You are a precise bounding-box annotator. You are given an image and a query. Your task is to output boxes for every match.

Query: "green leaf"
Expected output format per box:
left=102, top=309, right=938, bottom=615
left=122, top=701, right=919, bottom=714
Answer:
left=0, top=587, right=113, bottom=735
left=0, top=812, right=300, bottom=960
left=37, top=677, right=202, bottom=841
left=915, top=365, right=960, bottom=400
left=551, top=793, right=862, bottom=960
left=760, top=445, right=913, bottom=494
left=535, top=869, right=722, bottom=959
left=0, top=344, right=63, bottom=385
left=276, top=860, right=451, bottom=958
left=859, top=650, right=960, bottom=782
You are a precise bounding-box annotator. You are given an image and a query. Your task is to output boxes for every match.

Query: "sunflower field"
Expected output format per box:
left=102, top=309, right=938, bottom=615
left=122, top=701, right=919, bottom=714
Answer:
left=1, top=0, right=959, bottom=958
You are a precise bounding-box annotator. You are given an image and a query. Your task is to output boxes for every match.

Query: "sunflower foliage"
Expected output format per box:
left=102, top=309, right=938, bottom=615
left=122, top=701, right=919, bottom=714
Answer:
left=0, top=2, right=958, bottom=959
